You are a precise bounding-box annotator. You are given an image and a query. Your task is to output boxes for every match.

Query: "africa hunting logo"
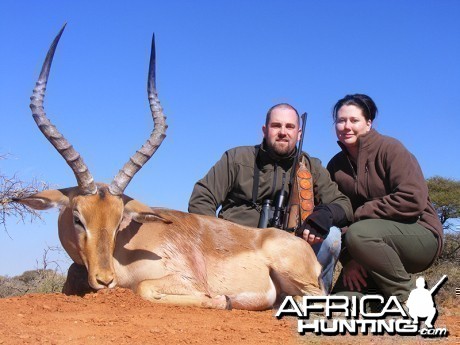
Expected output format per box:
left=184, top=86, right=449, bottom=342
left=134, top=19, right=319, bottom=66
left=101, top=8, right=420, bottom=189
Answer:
left=276, top=275, right=448, bottom=338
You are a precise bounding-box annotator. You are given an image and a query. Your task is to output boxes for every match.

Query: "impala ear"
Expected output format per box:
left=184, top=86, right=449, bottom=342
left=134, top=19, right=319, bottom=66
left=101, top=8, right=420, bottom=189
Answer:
left=13, top=189, right=70, bottom=210
left=123, top=198, right=172, bottom=224
left=132, top=212, right=173, bottom=224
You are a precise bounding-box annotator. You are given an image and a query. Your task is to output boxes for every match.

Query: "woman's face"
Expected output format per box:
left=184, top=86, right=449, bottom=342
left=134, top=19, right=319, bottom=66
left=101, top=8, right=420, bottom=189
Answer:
left=335, top=105, right=372, bottom=150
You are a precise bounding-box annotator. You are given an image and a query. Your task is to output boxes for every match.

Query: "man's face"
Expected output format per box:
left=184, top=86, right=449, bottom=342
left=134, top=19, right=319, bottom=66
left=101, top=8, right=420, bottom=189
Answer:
left=262, top=107, right=301, bottom=157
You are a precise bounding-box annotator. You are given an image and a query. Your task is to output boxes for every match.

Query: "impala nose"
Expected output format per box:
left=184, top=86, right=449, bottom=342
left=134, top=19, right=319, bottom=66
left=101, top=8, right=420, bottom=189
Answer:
left=95, top=273, right=115, bottom=288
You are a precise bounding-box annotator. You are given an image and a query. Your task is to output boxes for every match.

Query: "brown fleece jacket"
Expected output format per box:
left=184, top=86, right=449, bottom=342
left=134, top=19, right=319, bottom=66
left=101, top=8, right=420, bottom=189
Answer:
left=327, top=129, right=443, bottom=258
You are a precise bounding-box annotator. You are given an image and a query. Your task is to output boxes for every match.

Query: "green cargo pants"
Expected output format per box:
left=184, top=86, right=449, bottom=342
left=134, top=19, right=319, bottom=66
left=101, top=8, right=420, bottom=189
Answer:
left=332, top=219, right=438, bottom=303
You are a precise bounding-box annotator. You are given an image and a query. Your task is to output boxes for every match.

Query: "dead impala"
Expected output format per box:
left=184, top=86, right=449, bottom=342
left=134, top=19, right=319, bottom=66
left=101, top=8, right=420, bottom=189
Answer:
left=14, top=25, right=324, bottom=310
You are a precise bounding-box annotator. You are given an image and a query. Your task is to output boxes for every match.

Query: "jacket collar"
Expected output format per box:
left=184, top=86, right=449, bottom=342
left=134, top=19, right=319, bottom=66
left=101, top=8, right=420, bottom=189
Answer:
left=337, top=128, right=380, bottom=156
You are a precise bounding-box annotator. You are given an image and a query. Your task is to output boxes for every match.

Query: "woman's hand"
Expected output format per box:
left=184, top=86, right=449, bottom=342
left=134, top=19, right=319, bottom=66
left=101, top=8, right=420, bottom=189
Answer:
left=343, top=259, right=368, bottom=291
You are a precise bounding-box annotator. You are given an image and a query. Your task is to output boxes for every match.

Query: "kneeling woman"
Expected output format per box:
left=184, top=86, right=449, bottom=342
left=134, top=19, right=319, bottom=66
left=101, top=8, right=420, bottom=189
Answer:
left=327, top=94, right=443, bottom=304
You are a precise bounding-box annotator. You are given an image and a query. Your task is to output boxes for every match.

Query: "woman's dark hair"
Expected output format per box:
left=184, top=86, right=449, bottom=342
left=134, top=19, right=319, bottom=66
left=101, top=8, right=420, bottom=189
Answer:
left=332, top=94, right=378, bottom=123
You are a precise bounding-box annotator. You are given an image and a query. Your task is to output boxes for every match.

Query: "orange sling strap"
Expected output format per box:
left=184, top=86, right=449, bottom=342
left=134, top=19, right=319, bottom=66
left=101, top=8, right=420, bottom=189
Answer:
left=286, top=157, right=314, bottom=230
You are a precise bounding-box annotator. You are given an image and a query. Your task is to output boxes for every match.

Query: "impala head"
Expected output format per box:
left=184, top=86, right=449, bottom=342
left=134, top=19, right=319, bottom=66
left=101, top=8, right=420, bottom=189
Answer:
left=18, top=184, right=170, bottom=289
left=14, top=24, right=169, bottom=290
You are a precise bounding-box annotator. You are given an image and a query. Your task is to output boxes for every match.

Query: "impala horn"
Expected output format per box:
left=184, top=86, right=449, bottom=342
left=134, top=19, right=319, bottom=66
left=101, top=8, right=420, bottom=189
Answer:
left=109, top=33, right=167, bottom=196
left=30, top=24, right=97, bottom=195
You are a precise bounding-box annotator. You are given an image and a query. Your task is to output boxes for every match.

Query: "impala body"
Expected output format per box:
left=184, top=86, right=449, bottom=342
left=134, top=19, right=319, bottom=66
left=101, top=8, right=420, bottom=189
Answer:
left=15, top=25, right=324, bottom=310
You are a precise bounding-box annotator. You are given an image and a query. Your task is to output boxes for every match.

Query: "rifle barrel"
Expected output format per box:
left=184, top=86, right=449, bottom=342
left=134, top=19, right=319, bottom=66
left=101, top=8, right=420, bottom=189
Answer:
left=429, top=275, right=448, bottom=295
left=298, top=113, right=307, bottom=157
left=288, top=113, right=307, bottom=183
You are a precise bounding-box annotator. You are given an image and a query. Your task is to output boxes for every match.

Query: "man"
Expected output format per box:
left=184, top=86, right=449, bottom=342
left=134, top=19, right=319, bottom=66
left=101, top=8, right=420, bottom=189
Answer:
left=189, top=103, right=353, bottom=293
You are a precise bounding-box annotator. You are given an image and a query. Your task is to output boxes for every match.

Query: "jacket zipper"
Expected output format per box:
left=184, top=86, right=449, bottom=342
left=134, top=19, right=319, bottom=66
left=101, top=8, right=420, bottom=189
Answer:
left=365, top=162, right=371, bottom=198
left=346, top=155, right=358, bottom=196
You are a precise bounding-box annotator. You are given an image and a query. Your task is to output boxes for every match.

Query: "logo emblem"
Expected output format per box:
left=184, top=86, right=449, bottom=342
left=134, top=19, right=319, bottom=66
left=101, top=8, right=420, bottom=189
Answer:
left=276, top=275, right=449, bottom=337
left=407, top=275, right=447, bottom=329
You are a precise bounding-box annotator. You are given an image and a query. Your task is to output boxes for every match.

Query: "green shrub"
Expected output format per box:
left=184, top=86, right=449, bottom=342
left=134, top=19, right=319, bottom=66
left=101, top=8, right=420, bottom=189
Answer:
left=0, top=269, right=66, bottom=298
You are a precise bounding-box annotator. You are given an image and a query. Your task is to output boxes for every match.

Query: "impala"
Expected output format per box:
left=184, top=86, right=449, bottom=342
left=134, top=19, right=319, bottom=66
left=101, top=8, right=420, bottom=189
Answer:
left=15, top=25, right=324, bottom=310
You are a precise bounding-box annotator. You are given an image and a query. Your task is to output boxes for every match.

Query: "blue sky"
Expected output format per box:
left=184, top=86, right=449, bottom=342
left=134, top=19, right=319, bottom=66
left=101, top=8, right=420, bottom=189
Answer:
left=1, top=1, right=459, bottom=276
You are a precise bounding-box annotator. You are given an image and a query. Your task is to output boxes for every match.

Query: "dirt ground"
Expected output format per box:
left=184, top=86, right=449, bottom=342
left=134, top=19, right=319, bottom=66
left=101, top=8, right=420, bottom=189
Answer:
left=0, top=288, right=458, bottom=345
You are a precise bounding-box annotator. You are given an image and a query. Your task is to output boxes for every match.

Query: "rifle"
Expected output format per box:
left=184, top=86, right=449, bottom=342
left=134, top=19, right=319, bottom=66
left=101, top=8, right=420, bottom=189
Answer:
left=429, top=275, right=448, bottom=295
left=282, top=112, right=308, bottom=231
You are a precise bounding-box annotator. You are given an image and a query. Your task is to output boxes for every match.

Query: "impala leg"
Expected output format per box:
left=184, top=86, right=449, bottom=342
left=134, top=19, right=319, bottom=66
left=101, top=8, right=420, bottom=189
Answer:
left=264, top=236, right=325, bottom=298
left=227, top=277, right=277, bottom=311
left=136, top=278, right=230, bottom=310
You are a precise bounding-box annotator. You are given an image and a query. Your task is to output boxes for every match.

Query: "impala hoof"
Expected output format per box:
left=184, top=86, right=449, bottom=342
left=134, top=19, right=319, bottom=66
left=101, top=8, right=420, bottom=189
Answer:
left=201, top=294, right=231, bottom=310
left=225, top=295, right=232, bottom=310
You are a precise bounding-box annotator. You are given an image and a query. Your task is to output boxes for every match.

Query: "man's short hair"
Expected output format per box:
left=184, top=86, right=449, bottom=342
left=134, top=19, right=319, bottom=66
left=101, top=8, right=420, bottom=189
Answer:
left=265, top=103, right=300, bottom=127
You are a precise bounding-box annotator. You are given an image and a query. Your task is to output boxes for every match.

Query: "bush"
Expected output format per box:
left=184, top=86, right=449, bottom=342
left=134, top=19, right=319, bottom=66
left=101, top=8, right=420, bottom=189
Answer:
left=0, top=268, right=66, bottom=298
left=423, top=260, right=458, bottom=309
left=0, top=247, right=67, bottom=298
left=426, top=231, right=460, bottom=308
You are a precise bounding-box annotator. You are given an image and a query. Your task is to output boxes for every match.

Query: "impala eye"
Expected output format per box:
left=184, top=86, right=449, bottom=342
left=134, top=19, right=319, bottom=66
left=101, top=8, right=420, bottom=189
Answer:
left=73, top=215, right=84, bottom=228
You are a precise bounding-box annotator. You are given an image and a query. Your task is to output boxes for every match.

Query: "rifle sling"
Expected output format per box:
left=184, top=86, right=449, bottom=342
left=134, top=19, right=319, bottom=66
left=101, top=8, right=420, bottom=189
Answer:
left=252, top=146, right=260, bottom=208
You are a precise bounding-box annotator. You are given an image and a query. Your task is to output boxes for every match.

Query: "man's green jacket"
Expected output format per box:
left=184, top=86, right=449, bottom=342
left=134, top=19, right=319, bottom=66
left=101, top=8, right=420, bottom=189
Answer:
left=189, top=142, right=353, bottom=228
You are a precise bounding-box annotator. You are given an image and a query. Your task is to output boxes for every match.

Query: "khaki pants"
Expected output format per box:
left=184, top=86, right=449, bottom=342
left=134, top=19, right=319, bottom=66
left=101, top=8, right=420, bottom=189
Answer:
left=332, top=219, right=438, bottom=303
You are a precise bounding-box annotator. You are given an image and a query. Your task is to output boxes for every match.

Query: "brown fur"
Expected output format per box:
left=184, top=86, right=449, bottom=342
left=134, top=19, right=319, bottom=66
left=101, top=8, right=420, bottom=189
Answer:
left=17, top=184, right=324, bottom=310
left=20, top=27, right=323, bottom=310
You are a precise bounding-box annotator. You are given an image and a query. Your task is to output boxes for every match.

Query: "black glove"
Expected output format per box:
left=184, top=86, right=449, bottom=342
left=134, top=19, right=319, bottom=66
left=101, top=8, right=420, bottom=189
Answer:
left=295, top=204, right=346, bottom=239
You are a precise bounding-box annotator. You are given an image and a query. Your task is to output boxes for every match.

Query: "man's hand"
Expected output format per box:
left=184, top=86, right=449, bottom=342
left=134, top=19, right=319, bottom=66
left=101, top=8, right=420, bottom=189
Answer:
left=343, top=259, right=367, bottom=292
left=295, top=204, right=333, bottom=241
left=300, top=229, right=324, bottom=245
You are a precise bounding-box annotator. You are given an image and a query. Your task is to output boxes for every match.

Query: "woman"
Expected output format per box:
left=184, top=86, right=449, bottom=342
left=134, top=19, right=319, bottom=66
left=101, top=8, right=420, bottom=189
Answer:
left=327, top=94, right=443, bottom=304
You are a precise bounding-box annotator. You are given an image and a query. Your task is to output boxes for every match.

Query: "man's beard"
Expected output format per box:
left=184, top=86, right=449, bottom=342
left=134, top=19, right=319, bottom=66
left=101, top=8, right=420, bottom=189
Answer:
left=268, top=141, right=294, bottom=158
